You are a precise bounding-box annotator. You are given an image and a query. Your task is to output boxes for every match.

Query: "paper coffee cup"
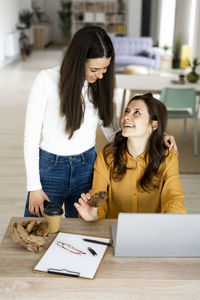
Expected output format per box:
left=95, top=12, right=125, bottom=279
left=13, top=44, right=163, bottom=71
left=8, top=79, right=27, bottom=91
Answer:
left=44, top=202, right=63, bottom=233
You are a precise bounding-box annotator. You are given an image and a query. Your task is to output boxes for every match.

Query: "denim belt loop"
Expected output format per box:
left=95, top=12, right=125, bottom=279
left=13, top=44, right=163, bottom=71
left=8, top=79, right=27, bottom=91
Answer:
left=81, top=153, right=85, bottom=163
left=54, top=155, right=59, bottom=166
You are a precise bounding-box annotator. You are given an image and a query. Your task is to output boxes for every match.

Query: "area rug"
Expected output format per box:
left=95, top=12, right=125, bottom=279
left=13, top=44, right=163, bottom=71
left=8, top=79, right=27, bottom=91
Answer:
left=96, top=118, right=200, bottom=173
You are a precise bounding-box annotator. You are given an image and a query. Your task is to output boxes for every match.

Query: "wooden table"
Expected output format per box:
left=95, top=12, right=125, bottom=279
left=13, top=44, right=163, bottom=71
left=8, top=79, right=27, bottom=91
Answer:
left=1, top=217, right=200, bottom=299
left=116, top=73, right=200, bottom=118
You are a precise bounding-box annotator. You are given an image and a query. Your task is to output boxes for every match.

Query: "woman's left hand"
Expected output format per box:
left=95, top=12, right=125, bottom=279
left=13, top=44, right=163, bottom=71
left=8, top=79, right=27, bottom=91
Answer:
left=74, top=193, right=98, bottom=221
left=163, top=133, right=178, bottom=154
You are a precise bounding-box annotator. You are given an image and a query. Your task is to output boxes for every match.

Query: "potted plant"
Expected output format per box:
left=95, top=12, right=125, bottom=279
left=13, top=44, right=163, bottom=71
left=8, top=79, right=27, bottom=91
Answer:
left=58, top=0, right=72, bottom=44
left=19, top=9, right=33, bottom=29
left=187, top=57, right=200, bottom=83
left=163, top=45, right=169, bottom=52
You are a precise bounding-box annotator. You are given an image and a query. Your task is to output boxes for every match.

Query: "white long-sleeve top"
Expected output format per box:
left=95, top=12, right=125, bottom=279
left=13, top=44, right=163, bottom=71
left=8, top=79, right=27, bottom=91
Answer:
left=24, top=67, right=119, bottom=191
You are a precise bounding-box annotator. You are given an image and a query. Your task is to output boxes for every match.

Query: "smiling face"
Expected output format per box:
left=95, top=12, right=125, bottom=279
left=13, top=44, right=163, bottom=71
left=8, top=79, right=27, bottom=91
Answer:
left=85, top=57, right=111, bottom=83
left=121, top=99, right=157, bottom=139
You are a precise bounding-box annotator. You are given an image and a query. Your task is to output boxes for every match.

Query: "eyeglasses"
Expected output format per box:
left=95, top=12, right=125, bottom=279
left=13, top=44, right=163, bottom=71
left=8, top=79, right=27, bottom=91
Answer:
left=56, top=241, right=86, bottom=255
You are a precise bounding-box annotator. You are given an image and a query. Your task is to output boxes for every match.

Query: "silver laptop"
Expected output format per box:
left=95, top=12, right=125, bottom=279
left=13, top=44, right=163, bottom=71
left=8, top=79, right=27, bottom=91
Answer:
left=111, top=213, right=200, bottom=257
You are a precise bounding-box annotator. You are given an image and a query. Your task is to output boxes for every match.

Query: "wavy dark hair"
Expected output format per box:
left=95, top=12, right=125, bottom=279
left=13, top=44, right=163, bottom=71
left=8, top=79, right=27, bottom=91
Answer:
left=103, top=93, right=168, bottom=191
left=59, top=26, right=115, bottom=139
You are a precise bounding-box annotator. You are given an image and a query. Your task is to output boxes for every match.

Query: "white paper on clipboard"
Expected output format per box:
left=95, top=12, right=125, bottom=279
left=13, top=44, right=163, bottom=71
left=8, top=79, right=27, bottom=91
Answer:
left=34, top=232, right=110, bottom=279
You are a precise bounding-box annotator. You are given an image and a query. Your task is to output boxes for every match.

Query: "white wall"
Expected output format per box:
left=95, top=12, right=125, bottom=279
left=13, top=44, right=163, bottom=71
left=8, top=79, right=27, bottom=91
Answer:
left=32, top=0, right=44, bottom=10
left=0, top=0, right=31, bottom=34
left=150, top=0, right=159, bottom=45
left=191, top=0, right=200, bottom=58
left=173, top=0, right=192, bottom=45
left=158, top=0, right=176, bottom=48
left=127, top=0, right=142, bottom=37
left=173, top=0, right=200, bottom=63
left=43, top=0, right=63, bottom=43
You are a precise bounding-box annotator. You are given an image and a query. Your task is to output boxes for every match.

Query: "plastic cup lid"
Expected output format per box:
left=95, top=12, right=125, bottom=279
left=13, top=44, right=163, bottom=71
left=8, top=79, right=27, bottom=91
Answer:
left=44, top=202, right=63, bottom=216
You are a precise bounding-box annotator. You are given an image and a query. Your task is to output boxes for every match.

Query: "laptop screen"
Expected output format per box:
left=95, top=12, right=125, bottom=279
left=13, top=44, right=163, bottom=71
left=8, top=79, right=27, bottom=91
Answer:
left=111, top=213, right=200, bottom=257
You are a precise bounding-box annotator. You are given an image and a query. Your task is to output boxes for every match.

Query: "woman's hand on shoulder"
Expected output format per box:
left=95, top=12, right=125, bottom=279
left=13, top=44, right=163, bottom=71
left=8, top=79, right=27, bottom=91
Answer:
left=74, top=193, right=98, bottom=221
left=29, top=189, right=50, bottom=217
left=163, top=133, right=178, bottom=154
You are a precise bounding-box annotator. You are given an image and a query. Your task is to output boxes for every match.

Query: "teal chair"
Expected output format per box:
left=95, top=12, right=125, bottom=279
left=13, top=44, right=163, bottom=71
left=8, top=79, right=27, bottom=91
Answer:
left=160, top=88, right=199, bottom=156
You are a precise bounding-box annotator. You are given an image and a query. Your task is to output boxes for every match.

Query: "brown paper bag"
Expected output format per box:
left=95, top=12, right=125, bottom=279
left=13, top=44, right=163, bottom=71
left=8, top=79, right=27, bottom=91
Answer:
left=10, top=220, right=49, bottom=252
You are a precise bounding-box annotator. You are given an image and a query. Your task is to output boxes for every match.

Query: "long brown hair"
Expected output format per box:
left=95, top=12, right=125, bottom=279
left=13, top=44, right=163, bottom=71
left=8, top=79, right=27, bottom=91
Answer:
left=103, top=93, right=168, bottom=191
left=59, top=26, right=115, bottom=139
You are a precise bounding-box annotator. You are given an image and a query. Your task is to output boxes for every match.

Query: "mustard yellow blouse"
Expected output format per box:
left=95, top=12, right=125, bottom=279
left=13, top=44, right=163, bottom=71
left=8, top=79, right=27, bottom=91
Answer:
left=89, top=149, right=186, bottom=219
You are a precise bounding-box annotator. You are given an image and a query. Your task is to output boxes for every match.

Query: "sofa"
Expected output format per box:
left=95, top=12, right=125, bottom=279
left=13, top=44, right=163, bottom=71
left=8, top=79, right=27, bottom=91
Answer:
left=111, top=37, right=161, bottom=70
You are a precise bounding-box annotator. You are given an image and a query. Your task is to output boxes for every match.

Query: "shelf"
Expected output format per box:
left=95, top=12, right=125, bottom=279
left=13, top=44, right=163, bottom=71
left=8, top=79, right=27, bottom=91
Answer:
left=72, top=0, right=127, bottom=36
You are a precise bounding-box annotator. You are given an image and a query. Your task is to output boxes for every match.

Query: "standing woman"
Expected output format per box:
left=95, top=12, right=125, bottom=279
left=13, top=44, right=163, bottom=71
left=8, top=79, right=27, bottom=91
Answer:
left=24, top=26, right=119, bottom=218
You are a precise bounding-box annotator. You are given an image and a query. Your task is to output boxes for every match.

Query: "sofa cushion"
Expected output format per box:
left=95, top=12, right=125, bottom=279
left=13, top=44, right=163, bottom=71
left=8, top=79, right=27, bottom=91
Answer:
left=115, top=55, right=156, bottom=68
left=136, top=50, right=155, bottom=59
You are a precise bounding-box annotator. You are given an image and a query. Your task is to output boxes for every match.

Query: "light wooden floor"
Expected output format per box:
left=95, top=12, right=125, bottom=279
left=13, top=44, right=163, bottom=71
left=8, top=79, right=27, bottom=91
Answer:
left=0, top=48, right=200, bottom=242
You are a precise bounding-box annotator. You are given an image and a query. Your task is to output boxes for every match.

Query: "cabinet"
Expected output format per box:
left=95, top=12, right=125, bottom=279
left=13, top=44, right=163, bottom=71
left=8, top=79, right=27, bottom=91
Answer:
left=72, top=0, right=127, bottom=36
left=160, top=54, right=173, bottom=71
left=31, top=24, right=52, bottom=49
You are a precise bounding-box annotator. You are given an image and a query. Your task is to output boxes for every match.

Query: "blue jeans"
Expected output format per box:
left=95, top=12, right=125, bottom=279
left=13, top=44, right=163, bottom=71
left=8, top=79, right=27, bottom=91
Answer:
left=24, top=147, right=96, bottom=218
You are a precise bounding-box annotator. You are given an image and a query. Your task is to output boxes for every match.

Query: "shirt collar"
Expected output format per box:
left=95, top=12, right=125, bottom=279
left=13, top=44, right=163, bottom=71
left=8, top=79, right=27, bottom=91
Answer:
left=126, top=150, right=147, bottom=169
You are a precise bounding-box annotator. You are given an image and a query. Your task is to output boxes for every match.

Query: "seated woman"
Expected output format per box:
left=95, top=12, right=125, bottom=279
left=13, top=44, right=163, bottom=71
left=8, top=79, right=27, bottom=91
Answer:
left=74, top=93, right=186, bottom=220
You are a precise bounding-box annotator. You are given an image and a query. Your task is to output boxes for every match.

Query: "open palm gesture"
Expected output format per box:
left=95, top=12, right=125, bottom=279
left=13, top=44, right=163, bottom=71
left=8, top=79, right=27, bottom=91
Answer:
left=74, top=193, right=98, bottom=221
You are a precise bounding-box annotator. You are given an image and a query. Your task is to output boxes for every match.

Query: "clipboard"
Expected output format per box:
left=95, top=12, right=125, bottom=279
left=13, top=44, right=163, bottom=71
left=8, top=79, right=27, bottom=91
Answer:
left=34, top=232, right=110, bottom=279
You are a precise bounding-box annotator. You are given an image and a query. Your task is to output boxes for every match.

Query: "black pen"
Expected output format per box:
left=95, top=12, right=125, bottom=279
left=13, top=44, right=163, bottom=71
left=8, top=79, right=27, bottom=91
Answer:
left=83, top=238, right=113, bottom=247
left=88, top=247, right=97, bottom=256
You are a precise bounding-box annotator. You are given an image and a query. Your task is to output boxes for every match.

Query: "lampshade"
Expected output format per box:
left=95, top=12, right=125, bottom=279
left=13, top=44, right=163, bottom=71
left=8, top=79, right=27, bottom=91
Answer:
left=180, top=45, right=192, bottom=68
